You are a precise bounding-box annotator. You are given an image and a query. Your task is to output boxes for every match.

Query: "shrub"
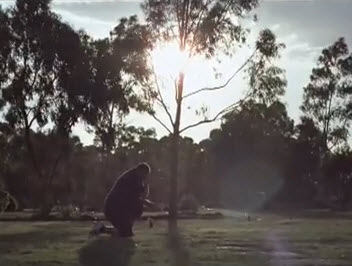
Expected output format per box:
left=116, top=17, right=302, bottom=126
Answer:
left=178, top=193, right=199, bottom=213
left=57, top=204, right=80, bottom=219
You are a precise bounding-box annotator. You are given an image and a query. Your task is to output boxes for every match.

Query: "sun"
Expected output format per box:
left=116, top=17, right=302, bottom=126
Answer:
left=151, top=41, right=214, bottom=91
left=151, top=42, right=190, bottom=78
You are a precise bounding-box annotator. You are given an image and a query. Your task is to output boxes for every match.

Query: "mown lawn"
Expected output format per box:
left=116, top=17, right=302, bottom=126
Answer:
left=1, top=212, right=352, bottom=266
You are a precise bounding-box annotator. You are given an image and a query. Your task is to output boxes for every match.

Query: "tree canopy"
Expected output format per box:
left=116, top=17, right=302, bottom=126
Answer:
left=301, top=37, right=352, bottom=152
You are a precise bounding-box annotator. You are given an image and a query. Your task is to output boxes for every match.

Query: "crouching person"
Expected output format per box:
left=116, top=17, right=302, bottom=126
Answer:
left=90, top=162, right=155, bottom=238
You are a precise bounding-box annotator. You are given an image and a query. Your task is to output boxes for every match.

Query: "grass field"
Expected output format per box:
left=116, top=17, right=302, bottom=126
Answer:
left=1, top=212, right=352, bottom=266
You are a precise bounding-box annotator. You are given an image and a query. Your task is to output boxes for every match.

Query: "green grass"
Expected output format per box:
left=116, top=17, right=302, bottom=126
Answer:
left=1, top=213, right=352, bottom=266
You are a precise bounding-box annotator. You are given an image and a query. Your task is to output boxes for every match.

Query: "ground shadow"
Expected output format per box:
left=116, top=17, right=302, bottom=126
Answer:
left=166, top=220, right=192, bottom=266
left=78, top=236, right=136, bottom=266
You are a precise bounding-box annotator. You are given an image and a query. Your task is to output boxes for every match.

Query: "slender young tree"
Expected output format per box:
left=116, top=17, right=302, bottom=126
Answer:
left=141, top=0, right=286, bottom=221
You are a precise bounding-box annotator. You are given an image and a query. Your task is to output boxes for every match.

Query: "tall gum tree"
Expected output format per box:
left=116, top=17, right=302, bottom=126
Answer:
left=82, top=16, right=152, bottom=154
left=0, top=0, right=89, bottom=216
left=301, top=38, right=352, bottom=204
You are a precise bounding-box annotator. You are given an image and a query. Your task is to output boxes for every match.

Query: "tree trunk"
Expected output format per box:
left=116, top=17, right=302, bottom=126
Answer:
left=315, top=137, right=331, bottom=208
left=24, top=127, right=55, bottom=218
left=169, top=132, right=179, bottom=220
left=168, top=72, right=184, bottom=223
left=24, top=127, right=43, bottom=181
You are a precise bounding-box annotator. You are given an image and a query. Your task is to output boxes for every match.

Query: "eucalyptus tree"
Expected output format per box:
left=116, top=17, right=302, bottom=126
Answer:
left=141, top=0, right=286, bottom=219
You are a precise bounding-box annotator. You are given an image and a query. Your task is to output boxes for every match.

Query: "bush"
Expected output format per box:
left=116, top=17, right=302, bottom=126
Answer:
left=0, top=190, right=19, bottom=212
left=57, top=204, right=80, bottom=219
left=178, top=193, right=199, bottom=213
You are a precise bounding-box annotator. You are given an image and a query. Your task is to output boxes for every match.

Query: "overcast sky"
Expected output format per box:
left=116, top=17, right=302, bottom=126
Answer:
left=1, top=0, right=351, bottom=145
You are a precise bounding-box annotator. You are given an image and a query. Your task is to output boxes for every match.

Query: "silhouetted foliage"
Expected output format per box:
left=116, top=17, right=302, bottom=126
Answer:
left=204, top=100, right=293, bottom=209
left=1, top=1, right=352, bottom=216
left=300, top=38, right=352, bottom=207
left=0, top=0, right=97, bottom=216
left=301, top=38, right=352, bottom=152
left=81, top=16, right=152, bottom=153
left=323, top=150, right=352, bottom=209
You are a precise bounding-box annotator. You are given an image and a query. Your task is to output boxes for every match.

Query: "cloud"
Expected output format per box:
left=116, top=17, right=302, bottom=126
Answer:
left=55, top=8, right=114, bottom=38
left=52, top=1, right=143, bottom=24
left=0, top=0, right=143, bottom=35
left=287, top=43, right=322, bottom=60
left=257, top=0, right=352, bottom=47
left=276, top=33, right=323, bottom=60
left=56, top=8, right=112, bottom=26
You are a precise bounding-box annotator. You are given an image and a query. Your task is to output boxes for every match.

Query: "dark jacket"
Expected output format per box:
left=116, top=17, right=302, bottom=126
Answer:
left=104, top=167, right=146, bottom=218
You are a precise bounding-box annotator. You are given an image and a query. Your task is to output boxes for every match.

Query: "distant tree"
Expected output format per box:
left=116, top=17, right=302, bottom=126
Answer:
left=62, top=145, right=102, bottom=210
left=0, top=123, right=29, bottom=208
left=206, top=100, right=293, bottom=209
left=301, top=38, right=352, bottom=205
left=82, top=17, right=152, bottom=154
left=117, top=134, right=208, bottom=206
left=0, top=123, right=10, bottom=211
left=98, top=125, right=156, bottom=200
left=301, top=38, right=352, bottom=152
left=0, top=124, right=8, bottom=180
left=0, top=6, right=11, bottom=94
left=0, top=123, right=84, bottom=210
left=141, top=0, right=285, bottom=220
left=0, top=0, right=89, bottom=216
left=323, top=150, right=352, bottom=209
left=247, top=29, right=286, bottom=105
left=277, top=117, right=322, bottom=205
left=29, top=133, right=82, bottom=207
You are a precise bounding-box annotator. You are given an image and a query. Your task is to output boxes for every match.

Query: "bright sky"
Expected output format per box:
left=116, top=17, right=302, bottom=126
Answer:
left=1, top=0, right=352, bottom=145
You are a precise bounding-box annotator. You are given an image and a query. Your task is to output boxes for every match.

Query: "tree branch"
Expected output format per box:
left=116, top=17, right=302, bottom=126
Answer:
left=180, top=89, right=253, bottom=134
left=28, top=94, right=46, bottom=128
left=176, top=0, right=182, bottom=39
left=30, top=67, right=40, bottom=90
left=188, top=0, right=216, bottom=56
left=190, top=0, right=232, bottom=55
left=150, top=112, right=172, bottom=134
left=182, top=51, right=256, bottom=99
left=48, top=152, right=63, bottom=187
left=183, top=0, right=191, bottom=49
left=152, top=66, right=175, bottom=127
left=27, top=109, right=35, bottom=128
left=327, top=117, right=349, bottom=151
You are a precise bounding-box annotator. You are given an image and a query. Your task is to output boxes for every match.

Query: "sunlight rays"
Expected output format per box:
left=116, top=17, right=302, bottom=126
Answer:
left=150, top=42, right=214, bottom=93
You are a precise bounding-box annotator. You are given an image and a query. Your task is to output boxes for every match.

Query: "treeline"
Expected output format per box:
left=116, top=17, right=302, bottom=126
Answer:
left=1, top=0, right=352, bottom=215
left=2, top=98, right=352, bottom=212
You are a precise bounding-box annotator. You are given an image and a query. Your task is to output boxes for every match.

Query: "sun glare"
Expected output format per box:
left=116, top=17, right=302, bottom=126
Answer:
left=151, top=42, right=215, bottom=91
left=151, top=42, right=190, bottom=78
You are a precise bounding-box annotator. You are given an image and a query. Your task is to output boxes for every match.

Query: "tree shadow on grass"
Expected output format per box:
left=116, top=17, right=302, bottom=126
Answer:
left=166, top=220, right=192, bottom=266
left=78, top=237, right=136, bottom=266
